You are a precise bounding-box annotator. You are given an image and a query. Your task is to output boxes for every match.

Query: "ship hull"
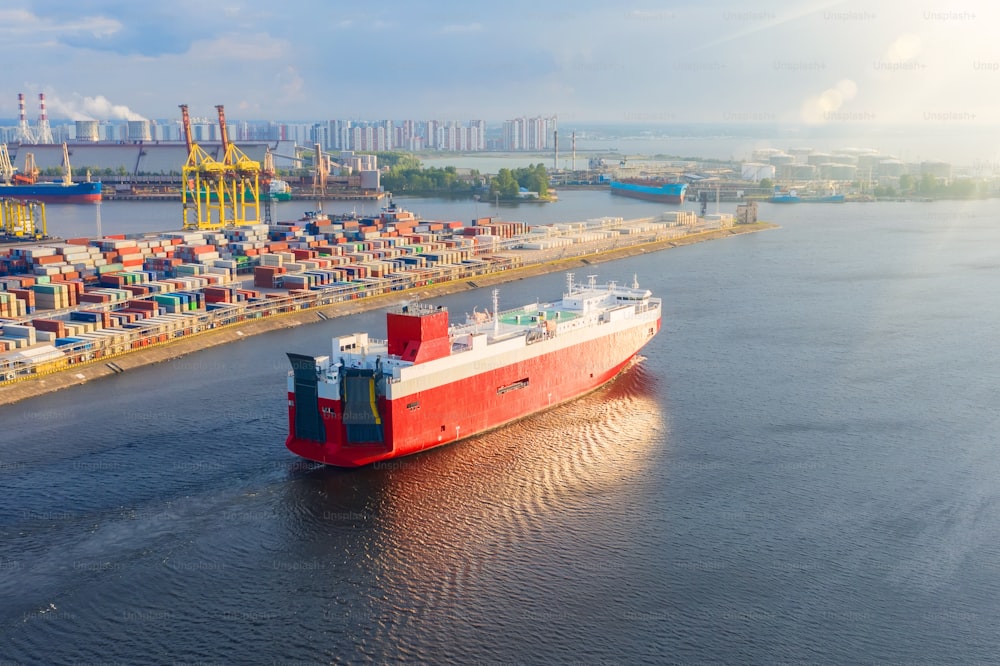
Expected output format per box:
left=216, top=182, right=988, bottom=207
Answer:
left=610, top=181, right=687, bottom=204
left=0, top=182, right=102, bottom=204
left=769, top=194, right=844, bottom=203
left=286, top=314, right=661, bottom=467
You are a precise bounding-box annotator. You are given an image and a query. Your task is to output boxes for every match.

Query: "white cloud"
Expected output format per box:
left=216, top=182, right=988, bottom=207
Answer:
left=0, top=9, right=120, bottom=38
left=186, top=33, right=288, bottom=61
left=279, top=66, right=305, bottom=99
left=441, top=23, right=484, bottom=34
left=45, top=92, right=146, bottom=121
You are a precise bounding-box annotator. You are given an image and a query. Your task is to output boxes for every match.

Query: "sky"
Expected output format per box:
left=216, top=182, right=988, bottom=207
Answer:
left=2, top=0, right=998, bottom=133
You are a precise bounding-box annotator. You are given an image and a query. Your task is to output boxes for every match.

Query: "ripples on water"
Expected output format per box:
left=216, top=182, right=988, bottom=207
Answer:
left=277, top=362, right=665, bottom=663
left=4, top=199, right=1000, bottom=663
left=1, top=355, right=667, bottom=663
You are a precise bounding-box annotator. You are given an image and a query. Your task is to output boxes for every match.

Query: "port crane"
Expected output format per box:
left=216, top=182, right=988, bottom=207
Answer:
left=215, top=104, right=261, bottom=227
left=1, top=198, right=47, bottom=239
left=60, top=143, right=74, bottom=185
left=180, top=103, right=227, bottom=230
left=0, top=145, right=40, bottom=185
left=261, top=148, right=275, bottom=224
left=17, top=153, right=38, bottom=184
left=312, top=143, right=330, bottom=198
left=0, top=145, right=15, bottom=184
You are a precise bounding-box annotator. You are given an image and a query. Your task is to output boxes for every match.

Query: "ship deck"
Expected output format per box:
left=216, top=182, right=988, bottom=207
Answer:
left=497, top=307, right=578, bottom=327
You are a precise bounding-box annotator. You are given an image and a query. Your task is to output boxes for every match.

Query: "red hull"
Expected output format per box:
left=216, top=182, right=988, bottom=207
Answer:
left=610, top=189, right=685, bottom=204
left=286, top=317, right=661, bottom=467
left=13, top=193, right=101, bottom=204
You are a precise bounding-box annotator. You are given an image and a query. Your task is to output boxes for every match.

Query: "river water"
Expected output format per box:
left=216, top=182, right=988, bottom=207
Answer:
left=2, top=193, right=1000, bottom=664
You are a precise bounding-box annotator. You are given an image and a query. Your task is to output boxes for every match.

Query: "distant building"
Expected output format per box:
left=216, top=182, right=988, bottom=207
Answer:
left=127, top=120, right=151, bottom=142
left=75, top=120, right=99, bottom=142
left=501, top=116, right=554, bottom=151
left=740, top=162, right=775, bottom=181
left=877, top=159, right=905, bottom=178
left=921, top=160, right=952, bottom=181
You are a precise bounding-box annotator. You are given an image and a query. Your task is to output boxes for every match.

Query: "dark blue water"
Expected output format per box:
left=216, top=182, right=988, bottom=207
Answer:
left=3, top=196, right=1000, bottom=664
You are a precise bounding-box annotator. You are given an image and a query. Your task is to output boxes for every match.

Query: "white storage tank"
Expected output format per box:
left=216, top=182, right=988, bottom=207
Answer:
left=877, top=159, right=906, bottom=177
left=768, top=153, right=796, bottom=167
left=127, top=120, right=151, bottom=142
left=741, top=162, right=776, bottom=181
left=75, top=120, right=99, bottom=142
left=821, top=163, right=857, bottom=180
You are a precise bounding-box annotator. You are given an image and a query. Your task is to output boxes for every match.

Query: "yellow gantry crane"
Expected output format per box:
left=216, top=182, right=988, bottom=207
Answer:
left=1, top=199, right=47, bottom=239
left=180, top=104, right=227, bottom=230
left=215, top=104, right=261, bottom=226
left=179, top=104, right=262, bottom=230
left=0, top=144, right=46, bottom=238
left=262, top=148, right=276, bottom=225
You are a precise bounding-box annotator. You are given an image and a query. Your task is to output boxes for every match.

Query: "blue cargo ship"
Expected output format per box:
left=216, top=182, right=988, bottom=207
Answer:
left=0, top=181, right=102, bottom=204
left=769, top=189, right=844, bottom=204
left=610, top=179, right=687, bottom=204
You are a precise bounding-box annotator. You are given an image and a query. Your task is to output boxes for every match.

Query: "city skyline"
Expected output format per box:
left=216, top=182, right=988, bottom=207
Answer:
left=2, top=0, right=998, bottom=133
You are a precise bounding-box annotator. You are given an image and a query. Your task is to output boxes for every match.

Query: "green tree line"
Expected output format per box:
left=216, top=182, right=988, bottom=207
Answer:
left=488, top=164, right=549, bottom=199
left=875, top=173, right=988, bottom=199
left=375, top=153, right=551, bottom=199
left=380, top=163, right=482, bottom=194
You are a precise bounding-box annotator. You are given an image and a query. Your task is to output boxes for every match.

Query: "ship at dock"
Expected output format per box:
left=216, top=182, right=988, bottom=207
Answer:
left=769, top=188, right=844, bottom=203
left=0, top=181, right=102, bottom=204
left=284, top=274, right=662, bottom=467
left=0, top=143, right=102, bottom=204
left=609, top=179, right=687, bottom=204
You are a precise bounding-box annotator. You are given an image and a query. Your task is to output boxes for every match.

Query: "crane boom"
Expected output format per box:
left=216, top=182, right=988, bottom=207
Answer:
left=216, top=105, right=230, bottom=155
left=0, top=144, right=14, bottom=185
left=61, top=143, right=72, bottom=185
left=179, top=104, right=193, bottom=155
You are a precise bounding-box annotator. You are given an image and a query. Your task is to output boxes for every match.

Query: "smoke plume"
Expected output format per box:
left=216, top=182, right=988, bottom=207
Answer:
left=43, top=92, right=147, bottom=122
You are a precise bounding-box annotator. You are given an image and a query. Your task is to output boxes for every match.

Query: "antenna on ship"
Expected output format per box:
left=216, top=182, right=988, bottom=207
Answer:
left=632, top=274, right=639, bottom=290
left=492, top=288, right=500, bottom=336
left=566, top=272, right=575, bottom=294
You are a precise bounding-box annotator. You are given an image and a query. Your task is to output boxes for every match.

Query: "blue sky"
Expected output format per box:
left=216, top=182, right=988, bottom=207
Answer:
left=2, top=0, right=997, bottom=128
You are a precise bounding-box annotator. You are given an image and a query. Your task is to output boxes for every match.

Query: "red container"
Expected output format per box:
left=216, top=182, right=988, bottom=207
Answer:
left=10, top=288, right=35, bottom=307
left=127, top=300, right=158, bottom=312
left=32, top=319, right=67, bottom=337
left=203, top=287, right=232, bottom=303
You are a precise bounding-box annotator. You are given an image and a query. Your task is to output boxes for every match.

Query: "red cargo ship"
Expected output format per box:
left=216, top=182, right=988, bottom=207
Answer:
left=285, top=274, right=662, bottom=467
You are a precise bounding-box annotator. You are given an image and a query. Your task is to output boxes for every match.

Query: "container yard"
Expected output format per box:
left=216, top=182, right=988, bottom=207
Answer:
left=0, top=204, right=762, bottom=390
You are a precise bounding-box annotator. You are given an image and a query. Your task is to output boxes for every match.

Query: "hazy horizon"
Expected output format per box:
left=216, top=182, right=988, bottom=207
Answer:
left=3, top=0, right=998, bottom=164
